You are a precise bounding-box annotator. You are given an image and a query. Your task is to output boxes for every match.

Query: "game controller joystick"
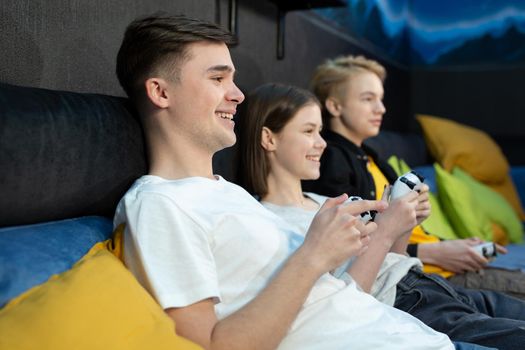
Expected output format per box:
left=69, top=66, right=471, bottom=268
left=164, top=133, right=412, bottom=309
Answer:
left=473, top=242, right=497, bottom=259
left=390, top=171, right=425, bottom=201
left=345, top=196, right=377, bottom=223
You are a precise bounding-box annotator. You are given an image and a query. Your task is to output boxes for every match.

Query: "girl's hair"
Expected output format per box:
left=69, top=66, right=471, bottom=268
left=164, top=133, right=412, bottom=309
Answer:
left=310, top=55, right=386, bottom=127
left=236, top=83, right=320, bottom=197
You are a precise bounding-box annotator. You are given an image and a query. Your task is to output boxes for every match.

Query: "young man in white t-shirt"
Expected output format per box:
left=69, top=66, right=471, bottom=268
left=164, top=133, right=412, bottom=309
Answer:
left=113, top=14, right=483, bottom=350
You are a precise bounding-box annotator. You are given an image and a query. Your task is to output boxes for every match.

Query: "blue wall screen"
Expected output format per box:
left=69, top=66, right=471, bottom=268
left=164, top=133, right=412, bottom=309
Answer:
left=316, top=0, right=525, bottom=66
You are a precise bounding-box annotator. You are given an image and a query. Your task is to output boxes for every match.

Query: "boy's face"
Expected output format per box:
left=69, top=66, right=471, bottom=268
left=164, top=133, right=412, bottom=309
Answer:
left=167, top=41, right=244, bottom=153
left=334, top=71, right=385, bottom=144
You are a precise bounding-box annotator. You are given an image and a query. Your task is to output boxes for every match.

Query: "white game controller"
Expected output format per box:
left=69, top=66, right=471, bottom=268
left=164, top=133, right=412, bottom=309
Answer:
left=345, top=196, right=376, bottom=223
left=390, top=171, right=425, bottom=201
left=473, top=242, right=497, bottom=259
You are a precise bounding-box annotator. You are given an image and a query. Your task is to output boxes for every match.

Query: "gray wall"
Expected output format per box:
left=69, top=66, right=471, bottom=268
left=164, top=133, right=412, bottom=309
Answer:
left=0, top=0, right=221, bottom=94
left=410, top=65, right=525, bottom=164
left=0, top=0, right=410, bottom=130
left=2, top=0, right=523, bottom=163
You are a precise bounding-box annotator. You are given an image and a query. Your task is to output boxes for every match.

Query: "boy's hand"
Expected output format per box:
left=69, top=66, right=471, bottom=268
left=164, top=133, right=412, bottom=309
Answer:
left=414, top=183, right=431, bottom=225
left=418, top=238, right=489, bottom=273
left=374, top=189, right=418, bottom=244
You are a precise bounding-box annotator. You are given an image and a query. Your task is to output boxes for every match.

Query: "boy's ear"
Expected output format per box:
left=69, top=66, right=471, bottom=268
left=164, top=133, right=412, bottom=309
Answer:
left=144, top=78, right=170, bottom=108
left=261, top=126, right=277, bottom=151
left=325, top=97, right=342, bottom=118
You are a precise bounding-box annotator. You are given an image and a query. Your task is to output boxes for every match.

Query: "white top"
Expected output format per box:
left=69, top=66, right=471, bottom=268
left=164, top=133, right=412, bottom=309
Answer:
left=262, top=192, right=422, bottom=306
left=114, top=176, right=452, bottom=350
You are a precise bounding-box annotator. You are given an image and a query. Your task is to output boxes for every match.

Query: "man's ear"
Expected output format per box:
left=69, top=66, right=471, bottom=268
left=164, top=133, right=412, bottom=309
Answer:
left=144, top=78, right=170, bottom=108
left=325, top=97, right=342, bottom=118
left=261, top=126, right=277, bottom=151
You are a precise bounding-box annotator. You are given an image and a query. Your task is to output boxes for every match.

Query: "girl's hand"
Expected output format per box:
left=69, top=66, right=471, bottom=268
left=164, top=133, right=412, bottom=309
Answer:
left=303, top=194, right=387, bottom=273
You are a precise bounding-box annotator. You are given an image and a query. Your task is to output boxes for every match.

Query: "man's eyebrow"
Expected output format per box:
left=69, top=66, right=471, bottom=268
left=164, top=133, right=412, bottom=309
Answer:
left=206, top=65, right=234, bottom=73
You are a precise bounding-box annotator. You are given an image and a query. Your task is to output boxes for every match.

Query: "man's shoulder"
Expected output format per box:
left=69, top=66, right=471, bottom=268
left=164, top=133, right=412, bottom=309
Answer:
left=114, top=175, right=259, bottom=226
left=127, top=175, right=237, bottom=195
left=127, top=175, right=256, bottom=209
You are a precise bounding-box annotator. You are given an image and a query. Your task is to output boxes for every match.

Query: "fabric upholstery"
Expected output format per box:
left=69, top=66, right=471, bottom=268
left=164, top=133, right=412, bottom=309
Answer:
left=510, top=166, right=525, bottom=209
left=413, top=165, right=438, bottom=194
left=489, top=244, right=525, bottom=273
left=417, top=114, right=525, bottom=220
left=417, top=114, right=508, bottom=181
left=0, top=216, right=113, bottom=306
left=434, top=163, right=494, bottom=241
left=0, top=242, right=202, bottom=350
left=365, top=130, right=431, bottom=167
left=452, top=167, right=523, bottom=244
left=0, top=83, right=147, bottom=227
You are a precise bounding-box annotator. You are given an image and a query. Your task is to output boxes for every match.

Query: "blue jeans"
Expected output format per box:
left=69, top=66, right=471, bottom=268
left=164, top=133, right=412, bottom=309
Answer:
left=395, top=268, right=525, bottom=350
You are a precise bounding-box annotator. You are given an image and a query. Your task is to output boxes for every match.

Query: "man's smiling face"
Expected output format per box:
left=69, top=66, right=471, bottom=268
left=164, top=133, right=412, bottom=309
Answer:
left=167, top=41, right=245, bottom=153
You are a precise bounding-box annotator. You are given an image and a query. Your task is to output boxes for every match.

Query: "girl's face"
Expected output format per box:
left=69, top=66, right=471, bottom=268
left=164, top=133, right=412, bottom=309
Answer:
left=269, top=103, right=327, bottom=181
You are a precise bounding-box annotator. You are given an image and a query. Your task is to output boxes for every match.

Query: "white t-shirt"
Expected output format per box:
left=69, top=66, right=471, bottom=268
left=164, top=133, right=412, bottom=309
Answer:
left=262, top=192, right=422, bottom=306
left=114, top=175, right=453, bottom=350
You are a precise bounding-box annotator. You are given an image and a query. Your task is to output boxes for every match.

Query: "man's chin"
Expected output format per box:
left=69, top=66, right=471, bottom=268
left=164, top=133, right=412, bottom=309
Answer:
left=217, top=137, right=237, bottom=151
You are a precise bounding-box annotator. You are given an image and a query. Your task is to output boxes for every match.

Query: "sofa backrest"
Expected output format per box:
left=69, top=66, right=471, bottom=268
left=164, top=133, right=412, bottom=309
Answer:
left=0, top=83, right=430, bottom=228
left=0, top=84, right=147, bottom=227
left=365, top=130, right=432, bottom=168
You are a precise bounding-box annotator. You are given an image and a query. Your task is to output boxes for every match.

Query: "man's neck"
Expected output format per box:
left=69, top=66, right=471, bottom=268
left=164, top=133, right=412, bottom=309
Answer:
left=145, top=127, right=216, bottom=180
left=148, top=152, right=215, bottom=180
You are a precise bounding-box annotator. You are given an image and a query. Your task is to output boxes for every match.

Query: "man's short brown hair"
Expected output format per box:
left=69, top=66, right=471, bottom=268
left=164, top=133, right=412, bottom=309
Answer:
left=116, top=13, right=236, bottom=100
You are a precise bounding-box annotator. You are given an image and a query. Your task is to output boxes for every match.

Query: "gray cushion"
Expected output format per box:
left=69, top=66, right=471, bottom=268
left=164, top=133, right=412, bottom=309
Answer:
left=0, top=84, right=147, bottom=227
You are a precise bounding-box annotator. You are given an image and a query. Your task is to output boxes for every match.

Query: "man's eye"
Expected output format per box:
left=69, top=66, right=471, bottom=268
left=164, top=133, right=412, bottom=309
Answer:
left=213, top=77, right=224, bottom=82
